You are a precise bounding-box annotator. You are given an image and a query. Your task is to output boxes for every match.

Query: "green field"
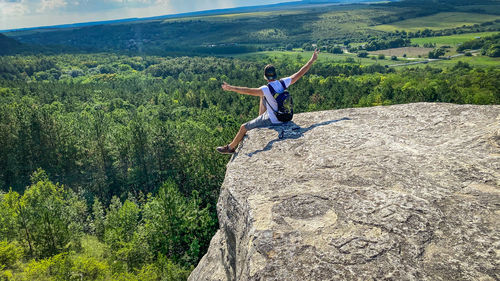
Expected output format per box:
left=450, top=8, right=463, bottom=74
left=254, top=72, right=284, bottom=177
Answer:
left=386, top=54, right=500, bottom=69
left=231, top=50, right=383, bottom=65
left=232, top=49, right=500, bottom=69
left=411, top=32, right=500, bottom=46
left=423, top=55, right=500, bottom=68
left=372, top=12, right=500, bottom=32
left=162, top=10, right=303, bottom=22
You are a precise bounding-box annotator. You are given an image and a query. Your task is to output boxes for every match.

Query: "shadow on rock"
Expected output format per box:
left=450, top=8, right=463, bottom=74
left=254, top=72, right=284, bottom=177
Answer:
left=246, top=117, right=351, bottom=157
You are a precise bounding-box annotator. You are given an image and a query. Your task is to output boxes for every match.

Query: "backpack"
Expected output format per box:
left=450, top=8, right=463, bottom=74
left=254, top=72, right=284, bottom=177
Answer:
left=266, top=79, right=294, bottom=122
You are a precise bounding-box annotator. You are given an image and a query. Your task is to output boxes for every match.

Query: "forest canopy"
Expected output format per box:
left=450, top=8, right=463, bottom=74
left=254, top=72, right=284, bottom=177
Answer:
left=0, top=46, right=499, bottom=280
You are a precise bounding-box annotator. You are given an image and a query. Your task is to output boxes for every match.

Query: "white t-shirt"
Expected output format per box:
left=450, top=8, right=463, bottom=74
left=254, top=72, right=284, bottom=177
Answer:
left=260, top=77, right=292, bottom=124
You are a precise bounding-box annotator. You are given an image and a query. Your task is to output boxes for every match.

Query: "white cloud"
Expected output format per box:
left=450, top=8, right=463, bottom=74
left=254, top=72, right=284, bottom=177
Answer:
left=38, top=0, right=67, bottom=12
left=104, top=0, right=151, bottom=3
left=0, top=0, right=30, bottom=16
left=1, top=0, right=288, bottom=30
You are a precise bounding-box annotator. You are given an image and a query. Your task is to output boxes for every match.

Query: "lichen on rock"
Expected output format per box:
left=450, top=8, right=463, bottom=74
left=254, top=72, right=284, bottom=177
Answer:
left=189, top=103, right=500, bottom=281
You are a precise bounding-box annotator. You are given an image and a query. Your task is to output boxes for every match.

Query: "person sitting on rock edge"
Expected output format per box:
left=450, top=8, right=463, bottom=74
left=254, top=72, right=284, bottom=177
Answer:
left=216, top=49, right=319, bottom=154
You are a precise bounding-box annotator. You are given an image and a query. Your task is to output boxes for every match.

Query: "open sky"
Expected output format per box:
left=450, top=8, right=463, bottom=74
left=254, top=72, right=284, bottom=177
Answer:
left=0, top=0, right=289, bottom=30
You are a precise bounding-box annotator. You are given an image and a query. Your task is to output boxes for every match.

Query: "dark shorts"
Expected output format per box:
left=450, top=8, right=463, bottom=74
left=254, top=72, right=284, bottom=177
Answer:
left=244, top=111, right=279, bottom=131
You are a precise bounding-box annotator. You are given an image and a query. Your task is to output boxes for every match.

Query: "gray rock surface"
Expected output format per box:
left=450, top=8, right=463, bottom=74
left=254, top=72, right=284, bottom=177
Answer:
left=189, top=103, right=500, bottom=281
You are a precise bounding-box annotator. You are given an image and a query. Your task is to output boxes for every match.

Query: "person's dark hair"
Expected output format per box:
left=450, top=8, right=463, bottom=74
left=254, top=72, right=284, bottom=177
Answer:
left=264, top=64, right=277, bottom=80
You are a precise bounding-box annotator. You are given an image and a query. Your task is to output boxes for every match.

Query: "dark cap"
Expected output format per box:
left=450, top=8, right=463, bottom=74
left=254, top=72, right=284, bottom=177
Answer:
left=264, top=64, right=277, bottom=80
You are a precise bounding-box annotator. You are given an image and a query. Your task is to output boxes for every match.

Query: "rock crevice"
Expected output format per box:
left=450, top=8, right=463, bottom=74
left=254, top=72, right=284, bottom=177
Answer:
left=189, top=103, right=500, bottom=281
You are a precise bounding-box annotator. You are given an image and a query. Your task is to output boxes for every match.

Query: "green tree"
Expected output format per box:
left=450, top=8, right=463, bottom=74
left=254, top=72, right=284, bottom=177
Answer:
left=0, top=241, right=23, bottom=269
left=0, top=191, right=19, bottom=242
left=17, top=169, right=85, bottom=258
left=357, top=51, right=368, bottom=58
left=142, top=181, right=214, bottom=266
left=91, top=198, right=106, bottom=241
left=103, top=197, right=147, bottom=271
left=428, top=48, right=445, bottom=59
left=485, top=44, right=500, bottom=57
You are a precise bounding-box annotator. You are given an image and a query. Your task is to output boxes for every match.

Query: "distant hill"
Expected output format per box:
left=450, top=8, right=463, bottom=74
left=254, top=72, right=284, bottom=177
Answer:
left=0, top=0, right=390, bottom=33
left=0, top=33, right=23, bottom=55
left=2, top=0, right=498, bottom=56
left=1, top=0, right=435, bottom=56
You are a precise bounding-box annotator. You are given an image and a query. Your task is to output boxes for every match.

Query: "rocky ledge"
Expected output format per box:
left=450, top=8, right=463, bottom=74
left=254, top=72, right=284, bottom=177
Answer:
left=189, top=103, right=500, bottom=281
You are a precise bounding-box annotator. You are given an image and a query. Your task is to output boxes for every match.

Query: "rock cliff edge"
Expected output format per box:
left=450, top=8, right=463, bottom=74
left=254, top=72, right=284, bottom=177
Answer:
left=189, top=103, right=500, bottom=281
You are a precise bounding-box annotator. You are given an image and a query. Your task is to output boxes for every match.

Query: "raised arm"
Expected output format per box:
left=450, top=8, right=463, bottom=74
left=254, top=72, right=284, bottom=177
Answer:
left=222, top=82, right=263, bottom=97
left=290, top=49, right=319, bottom=85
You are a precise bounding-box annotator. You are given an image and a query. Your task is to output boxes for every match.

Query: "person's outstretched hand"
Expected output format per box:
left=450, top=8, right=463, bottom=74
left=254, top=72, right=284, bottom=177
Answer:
left=311, top=48, right=320, bottom=62
left=222, top=81, right=232, bottom=91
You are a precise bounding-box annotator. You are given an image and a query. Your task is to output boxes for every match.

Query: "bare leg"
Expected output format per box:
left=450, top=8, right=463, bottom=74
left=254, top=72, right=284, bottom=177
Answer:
left=230, top=98, right=265, bottom=149
left=229, top=124, right=247, bottom=149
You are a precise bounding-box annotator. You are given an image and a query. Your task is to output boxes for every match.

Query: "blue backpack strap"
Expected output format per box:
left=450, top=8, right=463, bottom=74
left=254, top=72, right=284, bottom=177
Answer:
left=265, top=83, right=279, bottom=112
left=279, top=79, right=287, bottom=90
left=267, top=83, right=277, bottom=96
